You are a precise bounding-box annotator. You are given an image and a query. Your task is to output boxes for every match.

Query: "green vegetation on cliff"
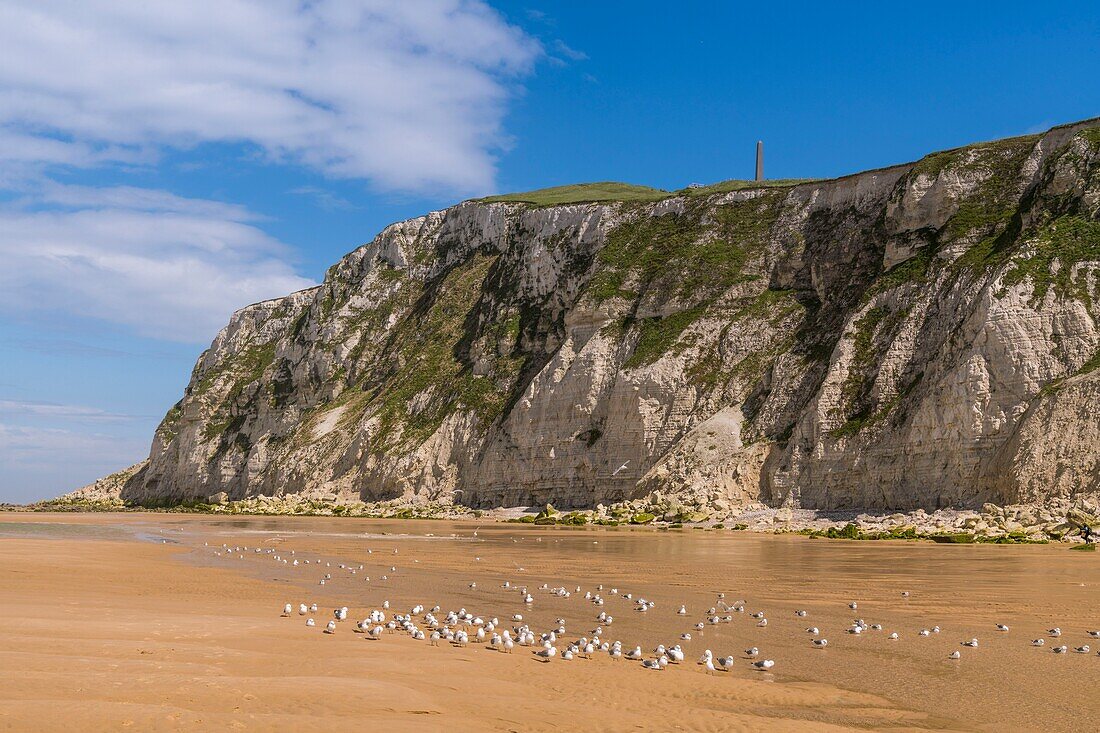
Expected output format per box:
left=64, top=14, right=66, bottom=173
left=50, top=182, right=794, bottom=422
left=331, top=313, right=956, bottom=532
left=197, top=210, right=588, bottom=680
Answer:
left=364, top=254, right=526, bottom=449
left=1004, top=215, right=1100, bottom=304
left=594, top=190, right=791, bottom=373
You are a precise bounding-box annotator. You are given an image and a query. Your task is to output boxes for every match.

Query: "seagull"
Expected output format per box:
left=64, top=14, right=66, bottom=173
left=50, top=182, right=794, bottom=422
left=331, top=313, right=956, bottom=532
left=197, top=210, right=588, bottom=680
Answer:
left=962, top=638, right=978, bottom=647
left=948, top=650, right=961, bottom=660
left=1048, top=627, right=1062, bottom=637
left=1088, top=630, right=1100, bottom=638
left=752, top=659, right=775, bottom=670
left=281, top=603, right=292, bottom=617
left=1074, top=645, right=1091, bottom=654
left=805, top=627, right=819, bottom=635
left=744, top=646, right=759, bottom=658
left=324, top=620, right=336, bottom=634
left=1052, top=645, right=1068, bottom=654
left=795, top=610, right=807, bottom=617
left=626, top=646, right=643, bottom=660
left=996, top=624, right=1009, bottom=632
left=848, top=602, right=858, bottom=610
left=812, top=638, right=828, bottom=648
left=919, top=629, right=931, bottom=637
left=534, top=646, right=558, bottom=662
left=306, top=618, right=316, bottom=627
left=1031, top=639, right=1046, bottom=647
left=612, top=461, right=630, bottom=476
left=677, top=605, right=687, bottom=615
left=888, top=632, right=899, bottom=640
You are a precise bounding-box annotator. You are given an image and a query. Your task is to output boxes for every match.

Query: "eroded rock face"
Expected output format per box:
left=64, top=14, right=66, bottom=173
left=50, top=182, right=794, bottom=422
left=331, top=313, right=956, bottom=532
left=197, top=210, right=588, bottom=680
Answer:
left=111, top=120, right=1100, bottom=510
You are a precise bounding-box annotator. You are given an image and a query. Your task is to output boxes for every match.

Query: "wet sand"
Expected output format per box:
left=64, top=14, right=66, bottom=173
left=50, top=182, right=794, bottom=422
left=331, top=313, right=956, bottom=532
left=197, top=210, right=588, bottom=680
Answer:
left=1, top=512, right=1097, bottom=732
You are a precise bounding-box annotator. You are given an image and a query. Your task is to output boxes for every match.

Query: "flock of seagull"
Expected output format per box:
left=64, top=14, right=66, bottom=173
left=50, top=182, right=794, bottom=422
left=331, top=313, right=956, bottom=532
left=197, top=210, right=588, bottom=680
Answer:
left=205, top=538, right=1100, bottom=676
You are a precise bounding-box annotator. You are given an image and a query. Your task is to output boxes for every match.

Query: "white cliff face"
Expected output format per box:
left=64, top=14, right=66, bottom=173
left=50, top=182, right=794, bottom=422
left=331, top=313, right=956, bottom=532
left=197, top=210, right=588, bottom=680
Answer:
left=115, top=120, right=1100, bottom=510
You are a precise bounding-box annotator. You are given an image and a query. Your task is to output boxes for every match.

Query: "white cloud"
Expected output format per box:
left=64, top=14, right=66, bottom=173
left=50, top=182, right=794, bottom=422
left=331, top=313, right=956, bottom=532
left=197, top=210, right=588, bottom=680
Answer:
left=0, top=1, right=542, bottom=343
left=0, top=185, right=315, bottom=342
left=0, top=0, right=541, bottom=193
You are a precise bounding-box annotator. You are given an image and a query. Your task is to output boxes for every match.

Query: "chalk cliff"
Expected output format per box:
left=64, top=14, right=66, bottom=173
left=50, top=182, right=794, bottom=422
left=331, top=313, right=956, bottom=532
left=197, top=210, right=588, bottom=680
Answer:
left=108, top=120, right=1100, bottom=510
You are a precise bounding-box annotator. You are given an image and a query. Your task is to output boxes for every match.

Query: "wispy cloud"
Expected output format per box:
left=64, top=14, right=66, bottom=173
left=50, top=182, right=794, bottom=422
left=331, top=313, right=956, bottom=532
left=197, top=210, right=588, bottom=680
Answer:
left=552, top=39, right=589, bottom=62
left=288, top=186, right=357, bottom=212
left=5, top=337, right=178, bottom=360
left=525, top=8, right=555, bottom=26
left=0, top=422, right=149, bottom=501
left=0, top=423, right=133, bottom=458
left=0, top=0, right=542, bottom=194
left=0, top=400, right=146, bottom=422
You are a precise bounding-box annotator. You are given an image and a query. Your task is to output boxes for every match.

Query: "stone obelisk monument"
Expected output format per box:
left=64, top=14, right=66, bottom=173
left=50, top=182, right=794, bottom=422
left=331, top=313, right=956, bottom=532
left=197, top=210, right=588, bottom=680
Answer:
left=755, top=140, right=764, bottom=181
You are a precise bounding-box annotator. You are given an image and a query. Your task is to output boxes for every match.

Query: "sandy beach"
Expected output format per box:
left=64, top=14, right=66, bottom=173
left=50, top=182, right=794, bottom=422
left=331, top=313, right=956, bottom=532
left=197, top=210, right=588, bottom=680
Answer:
left=1, top=512, right=1098, bottom=732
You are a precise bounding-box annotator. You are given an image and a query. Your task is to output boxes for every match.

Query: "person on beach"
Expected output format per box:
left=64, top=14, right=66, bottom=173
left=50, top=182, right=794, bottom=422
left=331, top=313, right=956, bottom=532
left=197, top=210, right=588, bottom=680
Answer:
left=1083, top=524, right=1094, bottom=544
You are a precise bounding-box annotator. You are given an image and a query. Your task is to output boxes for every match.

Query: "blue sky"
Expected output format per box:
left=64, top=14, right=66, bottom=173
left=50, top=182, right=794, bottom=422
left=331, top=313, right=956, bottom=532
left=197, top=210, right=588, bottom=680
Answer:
left=1, top=0, right=1097, bottom=503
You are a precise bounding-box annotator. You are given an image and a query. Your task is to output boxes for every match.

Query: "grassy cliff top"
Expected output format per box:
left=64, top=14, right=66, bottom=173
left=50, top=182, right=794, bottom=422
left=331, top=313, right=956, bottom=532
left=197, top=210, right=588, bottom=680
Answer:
left=476, top=182, right=671, bottom=206
left=475, top=178, right=818, bottom=207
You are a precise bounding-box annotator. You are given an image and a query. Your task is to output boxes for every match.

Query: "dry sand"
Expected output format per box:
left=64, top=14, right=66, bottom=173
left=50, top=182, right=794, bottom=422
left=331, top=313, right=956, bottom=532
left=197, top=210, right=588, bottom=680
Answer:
left=1, top=512, right=1098, bottom=732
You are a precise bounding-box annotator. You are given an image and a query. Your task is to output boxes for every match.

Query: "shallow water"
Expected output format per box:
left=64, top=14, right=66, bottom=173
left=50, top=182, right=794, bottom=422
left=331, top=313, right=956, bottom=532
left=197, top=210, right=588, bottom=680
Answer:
left=0, top=520, right=130, bottom=540
left=6, top=512, right=1099, bottom=731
